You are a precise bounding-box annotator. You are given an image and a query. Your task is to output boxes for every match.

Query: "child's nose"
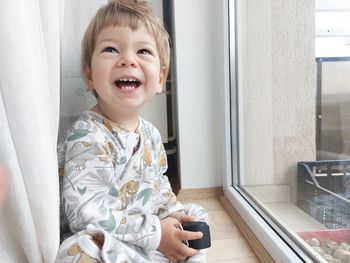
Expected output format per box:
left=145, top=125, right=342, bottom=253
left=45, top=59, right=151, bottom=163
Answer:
left=117, top=54, right=137, bottom=67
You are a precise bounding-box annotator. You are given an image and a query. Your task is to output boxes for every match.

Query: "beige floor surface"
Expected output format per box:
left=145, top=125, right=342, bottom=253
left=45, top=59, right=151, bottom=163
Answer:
left=181, top=197, right=261, bottom=263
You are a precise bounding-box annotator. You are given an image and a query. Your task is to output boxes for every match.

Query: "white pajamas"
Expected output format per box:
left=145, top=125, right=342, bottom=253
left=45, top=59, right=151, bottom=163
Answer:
left=55, top=111, right=207, bottom=263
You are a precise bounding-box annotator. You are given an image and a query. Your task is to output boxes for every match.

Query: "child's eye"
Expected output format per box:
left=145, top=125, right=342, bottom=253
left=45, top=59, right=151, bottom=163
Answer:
left=102, top=47, right=118, bottom=53
left=138, top=49, right=152, bottom=55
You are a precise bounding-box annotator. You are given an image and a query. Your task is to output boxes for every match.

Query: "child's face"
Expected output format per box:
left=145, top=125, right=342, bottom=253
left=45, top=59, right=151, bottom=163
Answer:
left=86, top=25, right=166, bottom=116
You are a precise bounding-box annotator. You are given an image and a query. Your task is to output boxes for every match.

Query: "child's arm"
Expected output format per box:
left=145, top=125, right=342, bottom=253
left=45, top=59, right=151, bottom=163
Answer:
left=60, top=126, right=161, bottom=250
left=154, top=142, right=185, bottom=218
left=150, top=129, right=204, bottom=260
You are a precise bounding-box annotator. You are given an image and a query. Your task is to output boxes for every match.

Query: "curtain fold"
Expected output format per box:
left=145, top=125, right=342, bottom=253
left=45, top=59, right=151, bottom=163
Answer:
left=0, top=0, right=60, bottom=262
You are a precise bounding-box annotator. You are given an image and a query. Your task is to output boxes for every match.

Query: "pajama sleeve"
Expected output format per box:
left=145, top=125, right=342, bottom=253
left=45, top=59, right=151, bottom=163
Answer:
left=60, top=127, right=161, bottom=250
left=152, top=129, right=184, bottom=219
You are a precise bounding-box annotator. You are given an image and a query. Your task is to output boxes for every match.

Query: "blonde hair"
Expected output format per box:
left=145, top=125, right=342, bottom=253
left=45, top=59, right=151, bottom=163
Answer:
left=81, top=0, right=170, bottom=85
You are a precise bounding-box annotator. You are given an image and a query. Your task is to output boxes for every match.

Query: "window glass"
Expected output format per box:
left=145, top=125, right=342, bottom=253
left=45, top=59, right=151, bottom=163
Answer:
left=230, top=1, right=350, bottom=262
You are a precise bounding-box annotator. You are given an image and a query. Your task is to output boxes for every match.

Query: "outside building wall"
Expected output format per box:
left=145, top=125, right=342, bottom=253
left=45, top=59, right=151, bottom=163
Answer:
left=241, top=0, right=316, bottom=200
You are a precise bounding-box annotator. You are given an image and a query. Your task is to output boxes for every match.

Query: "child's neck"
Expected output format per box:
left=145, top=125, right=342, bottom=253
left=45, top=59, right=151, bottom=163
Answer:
left=91, top=104, right=139, bottom=133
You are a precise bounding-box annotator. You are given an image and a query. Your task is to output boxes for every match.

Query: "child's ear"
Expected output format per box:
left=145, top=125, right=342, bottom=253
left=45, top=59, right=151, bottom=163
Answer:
left=84, top=64, right=94, bottom=90
left=157, top=66, right=167, bottom=93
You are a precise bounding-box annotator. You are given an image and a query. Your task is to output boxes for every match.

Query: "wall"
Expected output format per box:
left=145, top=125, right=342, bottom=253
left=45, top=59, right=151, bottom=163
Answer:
left=173, top=0, right=315, bottom=191
left=173, top=0, right=226, bottom=189
left=240, top=0, right=316, bottom=197
left=239, top=0, right=275, bottom=185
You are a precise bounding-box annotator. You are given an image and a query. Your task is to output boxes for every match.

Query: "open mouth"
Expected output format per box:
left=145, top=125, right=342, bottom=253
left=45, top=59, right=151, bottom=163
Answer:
left=114, top=78, right=141, bottom=91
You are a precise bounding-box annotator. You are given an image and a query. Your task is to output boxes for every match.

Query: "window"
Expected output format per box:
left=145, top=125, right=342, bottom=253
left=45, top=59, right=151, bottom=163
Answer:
left=315, top=1, right=350, bottom=160
left=224, top=1, right=350, bottom=262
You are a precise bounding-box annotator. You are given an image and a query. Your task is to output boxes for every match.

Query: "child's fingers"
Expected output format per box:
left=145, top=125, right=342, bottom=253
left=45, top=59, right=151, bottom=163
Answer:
left=177, top=244, right=199, bottom=258
left=179, top=230, right=203, bottom=241
left=0, top=164, right=9, bottom=205
left=179, top=214, right=195, bottom=223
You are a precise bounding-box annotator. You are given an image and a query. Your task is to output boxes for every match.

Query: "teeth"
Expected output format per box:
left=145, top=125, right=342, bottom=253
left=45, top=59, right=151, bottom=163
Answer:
left=119, top=78, right=137, bottom=82
left=120, top=86, right=136, bottom=91
left=115, top=77, right=140, bottom=90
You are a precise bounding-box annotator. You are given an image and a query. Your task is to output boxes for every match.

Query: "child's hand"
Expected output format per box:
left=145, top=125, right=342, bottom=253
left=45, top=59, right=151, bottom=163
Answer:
left=170, top=212, right=195, bottom=224
left=158, top=217, right=203, bottom=262
left=0, top=163, right=9, bottom=206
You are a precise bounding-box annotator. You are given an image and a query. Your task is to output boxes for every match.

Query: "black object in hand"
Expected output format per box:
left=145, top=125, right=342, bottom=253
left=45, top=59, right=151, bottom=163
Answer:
left=182, top=221, right=211, bottom=249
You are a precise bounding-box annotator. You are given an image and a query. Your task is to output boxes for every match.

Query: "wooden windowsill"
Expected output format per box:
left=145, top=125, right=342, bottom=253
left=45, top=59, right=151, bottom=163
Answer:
left=178, top=187, right=274, bottom=262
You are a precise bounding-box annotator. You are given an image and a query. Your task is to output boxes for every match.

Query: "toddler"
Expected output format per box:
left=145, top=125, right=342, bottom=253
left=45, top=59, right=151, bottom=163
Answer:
left=55, top=0, right=208, bottom=262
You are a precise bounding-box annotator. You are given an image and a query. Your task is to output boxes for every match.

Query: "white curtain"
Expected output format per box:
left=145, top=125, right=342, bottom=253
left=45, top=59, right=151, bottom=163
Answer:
left=0, top=0, right=60, bottom=262
left=59, top=0, right=106, bottom=141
